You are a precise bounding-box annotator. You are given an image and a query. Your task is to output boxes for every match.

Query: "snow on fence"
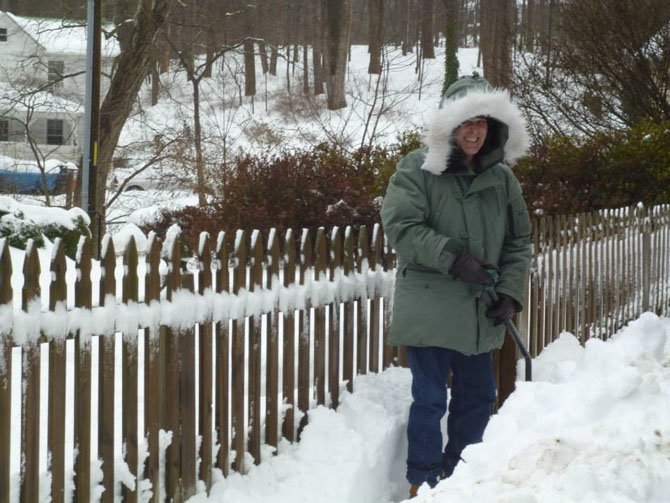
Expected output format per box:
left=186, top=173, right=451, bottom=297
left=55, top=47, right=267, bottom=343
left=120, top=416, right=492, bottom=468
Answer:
left=519, top=203, right=670, bottom=357
left=1, top=205, right=669, bottom=502
left=0, top=224, right=402, bottom=503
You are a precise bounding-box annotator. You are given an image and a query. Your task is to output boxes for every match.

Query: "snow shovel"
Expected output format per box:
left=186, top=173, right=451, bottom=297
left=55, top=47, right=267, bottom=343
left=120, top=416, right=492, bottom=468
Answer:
left=487, top=289, right=532, bottom=382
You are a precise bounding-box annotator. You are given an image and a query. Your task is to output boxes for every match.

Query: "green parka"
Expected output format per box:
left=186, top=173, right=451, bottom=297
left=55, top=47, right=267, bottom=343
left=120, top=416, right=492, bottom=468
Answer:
left=381, top=76, right=532, bottom=355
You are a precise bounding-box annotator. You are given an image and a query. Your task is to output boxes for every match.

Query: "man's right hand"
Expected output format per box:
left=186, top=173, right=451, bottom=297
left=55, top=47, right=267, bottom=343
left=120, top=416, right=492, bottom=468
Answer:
left=449, top=249, right=496, bottom=286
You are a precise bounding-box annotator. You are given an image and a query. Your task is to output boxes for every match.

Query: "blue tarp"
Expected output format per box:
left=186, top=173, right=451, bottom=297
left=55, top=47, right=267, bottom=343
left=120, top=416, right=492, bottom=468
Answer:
left=0, top=169, right=64, bottom=194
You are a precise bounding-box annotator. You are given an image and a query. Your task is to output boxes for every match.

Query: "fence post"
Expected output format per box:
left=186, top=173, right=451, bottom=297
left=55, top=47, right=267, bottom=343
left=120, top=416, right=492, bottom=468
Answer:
left=329, top=227, right=342, bottom=408
left=356, top=226, right=369, bottom=377
left=248, top=230, right=263, bottom=461
left=214, top=232, right=231, bottom=475
left=313, top=228, right=328, bottom=406
left=198, top=233, right=214, bottom=490
left=20, top=240, right=41, bottom=503
left=368, top=225, right=383, bottom=374
left=281, top=229, right=296, bottom=441
left=162, top=233, right=182, bottom=500
left=74, top=236, right=92, bottom=503
left=642, top=205, right=652, bottom=312
left=342, top=227, right=355, bottom=392
left=97, top=236, right=116, bottom=503
left=231, top=230, right=248, bottom=470
left=0, top=239, right=13, bottom=503
left=297, top=229, right=312, bottom=437
left=265, top=230, right=281, bottom=447
left=122, top=236, right=140, bottom=503
left=143, top=234, right=162, bottom=502
left=48, top=239, right=67, bottom=503
left=180, top=240, right=197, bottom=499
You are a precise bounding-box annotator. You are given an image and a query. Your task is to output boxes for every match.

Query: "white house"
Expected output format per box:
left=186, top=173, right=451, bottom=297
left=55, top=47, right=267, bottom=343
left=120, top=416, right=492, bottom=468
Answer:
left=0, top=81, right=83, bottom=163
left=0, top=10, right=119, bottom=163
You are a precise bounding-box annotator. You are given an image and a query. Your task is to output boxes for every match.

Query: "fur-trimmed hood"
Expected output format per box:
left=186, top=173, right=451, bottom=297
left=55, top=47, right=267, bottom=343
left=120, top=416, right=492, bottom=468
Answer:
left=421, top=88, right=530, bottom=175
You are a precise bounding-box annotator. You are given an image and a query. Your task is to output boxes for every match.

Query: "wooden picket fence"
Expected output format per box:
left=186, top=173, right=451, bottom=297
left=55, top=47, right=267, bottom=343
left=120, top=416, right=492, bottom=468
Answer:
left=1, top=204, right=670, bottom=502
left=0, top=224, right=402, bottom=503
left=518, top=204, right=670, bottom=356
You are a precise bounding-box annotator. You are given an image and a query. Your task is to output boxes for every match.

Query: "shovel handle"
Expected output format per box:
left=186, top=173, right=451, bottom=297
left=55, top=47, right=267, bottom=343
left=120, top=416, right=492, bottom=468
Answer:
left=487, top=289, right=532, bottom=382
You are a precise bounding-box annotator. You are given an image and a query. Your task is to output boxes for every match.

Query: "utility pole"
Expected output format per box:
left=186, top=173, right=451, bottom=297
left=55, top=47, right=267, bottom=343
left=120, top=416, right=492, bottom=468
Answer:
left=82, top=0, right=102, bottom=257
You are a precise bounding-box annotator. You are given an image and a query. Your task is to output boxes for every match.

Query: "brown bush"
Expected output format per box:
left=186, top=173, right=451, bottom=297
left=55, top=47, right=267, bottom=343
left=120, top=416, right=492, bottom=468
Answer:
left=144, top=132, right=422, bottom=251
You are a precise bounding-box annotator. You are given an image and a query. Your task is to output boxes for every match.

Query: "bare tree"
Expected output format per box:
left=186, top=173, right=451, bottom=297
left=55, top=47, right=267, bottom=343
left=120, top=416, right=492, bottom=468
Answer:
left=323, top=0, right=353, bottom=110
left=95, top=0, right=171, bottom=238
left=368, top=0, right=384, bottom=74
left=443, top=0, right=460, bottom=94
left=421, top=0, right=436, bottom=59
left=514, top=0, right=670, bottom=138
left=480, top=0, right=515, bottom=88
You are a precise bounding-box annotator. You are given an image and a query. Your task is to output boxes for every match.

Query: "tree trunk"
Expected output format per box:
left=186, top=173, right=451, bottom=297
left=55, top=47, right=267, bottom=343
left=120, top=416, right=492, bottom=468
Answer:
left=324, top=0, right=353, bottom=110
left=368, top=0, right=384, bottom=74
left=523, top=0, right=533, bottom=52
left=421, top=0, right=435, bottom=59
left=480, top=0, right=515, bottom=88
left=203, top=27, right=216, bottom=78
left=402, top=0, right=413, bottom=55
left=244, top=39, right=257, bottom=96
left=259, top=41, right=269, bottom=74
left=96, top=0, right=171, bottom=233
left=191, top=79, right=207, bottom=207
left=303, top=44, right=310, bottom=93
left=150, top=62, right=160, bottom=105
left=313, top=0, right=325, bottom=94
left=443, top=0, right=460, bottom=94
left=270, top=45, right=278, bottom=76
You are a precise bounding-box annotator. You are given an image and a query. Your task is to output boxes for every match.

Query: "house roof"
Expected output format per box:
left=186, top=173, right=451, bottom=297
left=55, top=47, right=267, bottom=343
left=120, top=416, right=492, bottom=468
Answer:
left=4, top=11, right=120, bottom=57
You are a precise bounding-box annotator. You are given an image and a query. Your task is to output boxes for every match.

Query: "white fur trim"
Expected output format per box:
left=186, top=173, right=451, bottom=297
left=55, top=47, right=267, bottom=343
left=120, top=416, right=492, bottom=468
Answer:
left=421, top=90, right=530, bottom=175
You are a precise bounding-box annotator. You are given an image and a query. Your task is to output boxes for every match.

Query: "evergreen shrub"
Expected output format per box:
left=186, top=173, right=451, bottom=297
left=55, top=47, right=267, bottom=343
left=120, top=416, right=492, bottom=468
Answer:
left=0, top=208, right=91, bottom=260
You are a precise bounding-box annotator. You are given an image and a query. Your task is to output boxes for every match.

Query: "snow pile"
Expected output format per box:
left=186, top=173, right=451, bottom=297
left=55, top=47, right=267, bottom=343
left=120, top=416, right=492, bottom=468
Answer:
left=191, top=313, right=670, bottom=503
left=429, top=313, right=670, bottom=503
left=0, top=195, right=89, bottom=229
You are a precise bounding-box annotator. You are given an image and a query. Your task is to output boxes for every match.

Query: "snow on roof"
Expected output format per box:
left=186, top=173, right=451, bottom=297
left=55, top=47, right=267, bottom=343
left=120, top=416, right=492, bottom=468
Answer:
left=0, top=80, right=82, bottom=114
left=4, top=11, right=120, bottom=57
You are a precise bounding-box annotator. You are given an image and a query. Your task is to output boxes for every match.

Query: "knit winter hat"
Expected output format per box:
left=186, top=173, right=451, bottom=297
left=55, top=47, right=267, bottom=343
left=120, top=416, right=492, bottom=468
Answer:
left=421, top=72, right=530, bottom=175
left=439, top=72, right=493, bottom=108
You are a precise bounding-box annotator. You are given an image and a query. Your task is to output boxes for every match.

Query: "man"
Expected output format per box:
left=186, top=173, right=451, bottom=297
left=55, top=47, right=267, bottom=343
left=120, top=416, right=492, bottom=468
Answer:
left=380, top=73, right=532, bottom=498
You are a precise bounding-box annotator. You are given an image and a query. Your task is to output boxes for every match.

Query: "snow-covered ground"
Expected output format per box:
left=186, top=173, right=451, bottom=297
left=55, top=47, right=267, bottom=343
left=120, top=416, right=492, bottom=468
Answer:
left=190, top=313, right=670, bottom=503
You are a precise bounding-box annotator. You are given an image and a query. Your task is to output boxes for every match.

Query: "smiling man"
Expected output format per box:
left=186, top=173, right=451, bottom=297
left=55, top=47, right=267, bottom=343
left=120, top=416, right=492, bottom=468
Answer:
left=381, top=73, right=532, bottom=498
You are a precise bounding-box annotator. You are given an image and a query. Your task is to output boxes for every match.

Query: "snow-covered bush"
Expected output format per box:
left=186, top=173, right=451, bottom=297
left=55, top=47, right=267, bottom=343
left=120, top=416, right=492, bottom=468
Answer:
left=0, top=196, right=91, bottom=258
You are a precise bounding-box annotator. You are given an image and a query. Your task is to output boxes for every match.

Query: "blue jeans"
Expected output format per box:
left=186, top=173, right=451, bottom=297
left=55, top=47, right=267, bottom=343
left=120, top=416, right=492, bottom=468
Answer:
left=406, top=346, right=496, bottom=487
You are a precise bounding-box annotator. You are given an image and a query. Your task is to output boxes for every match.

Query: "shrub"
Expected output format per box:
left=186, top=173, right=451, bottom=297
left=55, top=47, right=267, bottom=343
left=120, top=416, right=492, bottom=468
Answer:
left=0, top=197, right=91, bottom=258
left=144, top=131, right=422, bottom=251
left=516, top=122, right=670, bottom=215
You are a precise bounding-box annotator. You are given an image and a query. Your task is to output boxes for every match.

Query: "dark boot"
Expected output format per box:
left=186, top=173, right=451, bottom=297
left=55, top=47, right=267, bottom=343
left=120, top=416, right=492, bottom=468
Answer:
left=409, top=484, right=419, bottom=499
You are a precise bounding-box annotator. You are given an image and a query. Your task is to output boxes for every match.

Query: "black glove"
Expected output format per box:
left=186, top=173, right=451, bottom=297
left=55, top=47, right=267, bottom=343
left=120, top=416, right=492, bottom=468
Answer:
left=485, top=294, right=516, bottom=325
left=449, top=249, right=495, bottom=286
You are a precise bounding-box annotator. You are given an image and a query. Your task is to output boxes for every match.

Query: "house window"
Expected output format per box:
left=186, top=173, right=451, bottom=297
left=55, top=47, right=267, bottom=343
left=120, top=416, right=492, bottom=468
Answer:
left=0, top=120, right=8, bottom=141
left=0, top=28, right=7, bottom=42
left=46, top=119, right=64, bottom=145
left=48, top=60, right=64, bottom=87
